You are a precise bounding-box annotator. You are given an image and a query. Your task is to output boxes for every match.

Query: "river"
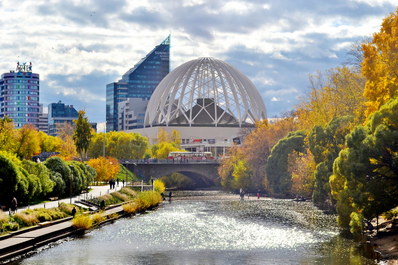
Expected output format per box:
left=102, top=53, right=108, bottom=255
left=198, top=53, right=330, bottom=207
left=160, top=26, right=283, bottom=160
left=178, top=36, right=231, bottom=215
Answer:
left=14, top=191, right=377, bottom=265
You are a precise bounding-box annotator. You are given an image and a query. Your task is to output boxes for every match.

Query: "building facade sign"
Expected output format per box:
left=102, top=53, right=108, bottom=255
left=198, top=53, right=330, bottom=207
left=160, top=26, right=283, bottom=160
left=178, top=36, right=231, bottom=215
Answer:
left=16, top=62, right=32, bottom=73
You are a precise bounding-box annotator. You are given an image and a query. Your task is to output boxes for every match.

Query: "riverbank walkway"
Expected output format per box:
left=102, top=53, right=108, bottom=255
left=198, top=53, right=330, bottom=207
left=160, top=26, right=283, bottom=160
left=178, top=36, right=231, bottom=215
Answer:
left=0, top=195, right=126, bottom=263
left=8, top=183, right=126, bottom=214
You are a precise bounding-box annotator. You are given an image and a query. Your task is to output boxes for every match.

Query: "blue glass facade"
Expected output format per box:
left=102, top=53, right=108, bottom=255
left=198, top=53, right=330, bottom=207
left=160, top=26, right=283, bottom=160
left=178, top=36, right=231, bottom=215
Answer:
left=0, top=63, right=40, bottom=128
left=48, top=101, right=79, bottom=136
left=106, top=36, right=170, bottom=132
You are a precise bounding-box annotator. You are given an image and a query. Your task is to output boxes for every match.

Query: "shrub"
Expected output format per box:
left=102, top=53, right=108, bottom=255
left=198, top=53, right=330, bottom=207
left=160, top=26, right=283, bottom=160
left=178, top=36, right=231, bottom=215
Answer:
left=24, top=208, right=68, bottom=222
left=119, top=187, right=137, bottom=197
left=48, top=209, right=68, bottom=219
left=2, top=222, right=19, bottom=231
left=14, top=212, right=39, bottom=227
left=91, top=213, right=106, bottom=225
left=0, top=210, right=8, bottom=225
left=72, top=214, right=92, bottom=230
left=153, top=179, right=165, bottom=193
left=35, top=211, right=52, bottom=222
left=111, top=191, right=130, bottom=202
left=98, top=193, right=121, bottom=205
left=122, top=202, right=140, bottom=214
left=138, top=191, right=162, bottom=208
left=58, top=203, right=76, bottom=215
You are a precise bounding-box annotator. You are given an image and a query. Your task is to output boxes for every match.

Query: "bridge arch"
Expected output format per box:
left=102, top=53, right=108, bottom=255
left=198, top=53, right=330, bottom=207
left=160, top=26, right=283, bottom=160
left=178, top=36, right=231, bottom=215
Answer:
left=123, top=161, right=220, bottom=187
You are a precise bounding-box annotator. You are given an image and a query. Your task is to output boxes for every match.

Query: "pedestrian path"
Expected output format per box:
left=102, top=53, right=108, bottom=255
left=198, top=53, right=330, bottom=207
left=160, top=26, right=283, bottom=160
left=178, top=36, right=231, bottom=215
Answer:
left=12, top=184, right=125, bottom=214
left=0, top=203, right=126, bottom=263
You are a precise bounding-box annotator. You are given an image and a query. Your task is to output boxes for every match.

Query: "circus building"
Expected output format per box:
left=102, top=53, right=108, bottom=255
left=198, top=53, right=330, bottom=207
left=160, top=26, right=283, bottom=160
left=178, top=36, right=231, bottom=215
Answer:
left=132, top=57, right=267, bottom=157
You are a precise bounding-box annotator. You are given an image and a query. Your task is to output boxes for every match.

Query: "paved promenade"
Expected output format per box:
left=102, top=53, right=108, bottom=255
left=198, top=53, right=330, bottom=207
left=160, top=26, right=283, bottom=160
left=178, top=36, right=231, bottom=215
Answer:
left=13, top=183, right=125, bottom=213
left=0, top=197, right=126, bottom=263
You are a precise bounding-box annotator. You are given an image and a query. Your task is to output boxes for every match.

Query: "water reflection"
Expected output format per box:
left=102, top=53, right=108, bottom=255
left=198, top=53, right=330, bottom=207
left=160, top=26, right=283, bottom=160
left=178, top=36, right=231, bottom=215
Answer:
left=15, top=193, right=377, bottom=265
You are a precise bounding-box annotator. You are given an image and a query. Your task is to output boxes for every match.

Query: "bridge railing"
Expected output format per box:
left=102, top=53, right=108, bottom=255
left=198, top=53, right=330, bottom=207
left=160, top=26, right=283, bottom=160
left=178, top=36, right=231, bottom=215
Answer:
left=121, top=159, right=220, bottom=165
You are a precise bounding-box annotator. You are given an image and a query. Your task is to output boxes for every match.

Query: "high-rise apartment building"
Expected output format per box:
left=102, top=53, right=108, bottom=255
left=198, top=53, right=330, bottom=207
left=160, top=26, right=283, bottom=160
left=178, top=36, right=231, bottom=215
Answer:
left=38, top=104, right=49, bottom=134
left=0, top=62, right=40, bottom=128
left=118, top=98, right=149, bottom=131
left=106, top=36, right=170, bottom=132
left=48, top=101, right=78, bottom=136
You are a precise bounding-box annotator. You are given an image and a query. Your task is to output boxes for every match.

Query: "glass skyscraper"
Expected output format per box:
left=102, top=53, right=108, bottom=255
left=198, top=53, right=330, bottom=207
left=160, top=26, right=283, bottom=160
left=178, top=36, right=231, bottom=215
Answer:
left=0, top=62, right=40, bottom=128
left=106, top=36, right=170, bottom=132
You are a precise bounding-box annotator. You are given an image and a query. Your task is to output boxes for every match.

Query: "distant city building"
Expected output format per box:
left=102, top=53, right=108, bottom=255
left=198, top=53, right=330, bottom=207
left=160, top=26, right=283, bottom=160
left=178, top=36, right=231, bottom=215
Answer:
left=90, top=122, right=98, bottom=133
left=38, top=104, right=49, bottom=134
left=0, top=62, right=40, bottom=128
left=48, top=101, right=78, bottom=136
left=118, top=98, right=149, bottom=130
left=106, top=36, right=170, bottom=132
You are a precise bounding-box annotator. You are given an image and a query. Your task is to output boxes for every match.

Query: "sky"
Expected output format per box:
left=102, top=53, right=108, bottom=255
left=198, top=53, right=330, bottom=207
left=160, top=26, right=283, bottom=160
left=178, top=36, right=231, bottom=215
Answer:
left=0, top=0, right=396, bottom=132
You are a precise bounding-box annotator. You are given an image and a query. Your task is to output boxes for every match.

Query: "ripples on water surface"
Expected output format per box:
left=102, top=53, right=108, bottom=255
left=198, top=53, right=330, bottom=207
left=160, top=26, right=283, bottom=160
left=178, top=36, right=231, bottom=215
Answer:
left=16, top=191, right=377, bottom=265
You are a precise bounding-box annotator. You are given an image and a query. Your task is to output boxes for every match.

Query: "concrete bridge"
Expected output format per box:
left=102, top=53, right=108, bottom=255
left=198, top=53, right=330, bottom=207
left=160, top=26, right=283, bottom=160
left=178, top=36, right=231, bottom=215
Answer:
left=122, top=159, right=220, bottom=186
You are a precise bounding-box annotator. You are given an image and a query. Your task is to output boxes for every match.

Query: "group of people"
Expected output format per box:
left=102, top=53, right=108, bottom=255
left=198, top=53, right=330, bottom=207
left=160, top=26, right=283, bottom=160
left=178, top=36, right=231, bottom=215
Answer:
left=239, top=189, right=262, bottom=201
left=109, top=179, right=126, bottom=189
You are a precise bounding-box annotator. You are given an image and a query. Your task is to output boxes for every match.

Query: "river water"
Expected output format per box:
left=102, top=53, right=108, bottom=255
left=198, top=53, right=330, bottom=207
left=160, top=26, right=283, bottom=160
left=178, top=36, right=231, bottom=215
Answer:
left=15, top=191, right=377, bottom=265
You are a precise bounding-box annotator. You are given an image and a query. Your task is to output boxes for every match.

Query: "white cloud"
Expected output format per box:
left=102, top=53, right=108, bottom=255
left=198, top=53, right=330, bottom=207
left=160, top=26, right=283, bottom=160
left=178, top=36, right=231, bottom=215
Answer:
left=0, top=0, right=395, bottom=121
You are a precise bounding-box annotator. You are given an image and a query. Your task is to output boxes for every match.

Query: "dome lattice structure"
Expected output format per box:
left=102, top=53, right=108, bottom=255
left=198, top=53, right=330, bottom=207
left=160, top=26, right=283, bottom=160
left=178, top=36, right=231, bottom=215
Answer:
left=145, top=57, right=267, bottom=127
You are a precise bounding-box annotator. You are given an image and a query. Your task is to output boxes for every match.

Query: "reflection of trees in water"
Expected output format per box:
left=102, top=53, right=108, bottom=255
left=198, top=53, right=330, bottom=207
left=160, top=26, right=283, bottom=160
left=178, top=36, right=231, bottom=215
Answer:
left=314, top=236, right=378, bottom=265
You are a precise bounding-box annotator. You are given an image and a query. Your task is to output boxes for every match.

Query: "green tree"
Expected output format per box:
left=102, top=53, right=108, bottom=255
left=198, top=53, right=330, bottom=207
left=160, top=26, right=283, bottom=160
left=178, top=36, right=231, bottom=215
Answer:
left=0, top=152, right=26, bottom=206
left=308, top=116, right=354, bottom=210
left=21, top=160, right=54, bottom=198
left=333, top=97, right=398, bottom=234
left=44, top=157, right=72, bottom=197
left=73, top=110, right=92, bottom=160
left=265, top=130, right=306, bottom=196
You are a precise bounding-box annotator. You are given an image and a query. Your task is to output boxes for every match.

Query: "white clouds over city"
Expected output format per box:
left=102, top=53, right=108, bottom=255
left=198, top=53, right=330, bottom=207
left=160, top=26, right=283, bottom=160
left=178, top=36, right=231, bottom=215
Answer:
left=0, top=0, right=396, bottom=122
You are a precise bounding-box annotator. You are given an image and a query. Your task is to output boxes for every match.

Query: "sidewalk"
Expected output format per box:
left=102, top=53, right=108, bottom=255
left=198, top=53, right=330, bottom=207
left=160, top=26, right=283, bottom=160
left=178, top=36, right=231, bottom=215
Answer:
left=12, top=183, right=125, bottom=214
left=0, top=203, right=126, bottom=263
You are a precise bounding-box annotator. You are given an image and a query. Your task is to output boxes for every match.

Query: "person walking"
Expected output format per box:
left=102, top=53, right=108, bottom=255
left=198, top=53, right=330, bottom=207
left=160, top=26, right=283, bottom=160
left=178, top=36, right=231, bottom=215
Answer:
left=239, top=189, right=244, bottom=201
left=10, top=197, right=17, bottom=214
left=71, top=207, right=77, bottom=217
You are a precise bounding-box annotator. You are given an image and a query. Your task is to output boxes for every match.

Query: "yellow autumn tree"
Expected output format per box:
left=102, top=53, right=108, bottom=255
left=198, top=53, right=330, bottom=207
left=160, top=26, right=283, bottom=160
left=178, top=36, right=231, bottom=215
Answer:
left=361, top=8, right=398, bottom=117
left=38, top=131, right=63, bottom=152
left=296, top=67, right=366, bottom=129
left=87, top=156, right=120, bottom=182
left=14, top=124, right=41, bottom=159
left=288, top=150, right=316, bottom=198
left=156, top=128, right=169, bottom=143
left=58, top=135, right=78, bottom=160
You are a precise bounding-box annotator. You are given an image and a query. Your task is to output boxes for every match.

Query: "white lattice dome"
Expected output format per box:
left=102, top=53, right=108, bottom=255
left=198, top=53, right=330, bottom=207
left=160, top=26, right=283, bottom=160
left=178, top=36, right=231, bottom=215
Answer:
left=144, top=57, right=267, bottom=127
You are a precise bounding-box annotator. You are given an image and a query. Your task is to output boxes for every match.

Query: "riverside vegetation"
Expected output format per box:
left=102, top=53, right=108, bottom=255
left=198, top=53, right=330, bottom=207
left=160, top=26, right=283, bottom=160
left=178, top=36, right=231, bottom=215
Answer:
left=218, top=8, right=398, bottom=242
left=0, top=203, right=79, bottom=234
left=0, top=186, right=164, bottom=234
left=72, top=190, right=163, bottom=230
